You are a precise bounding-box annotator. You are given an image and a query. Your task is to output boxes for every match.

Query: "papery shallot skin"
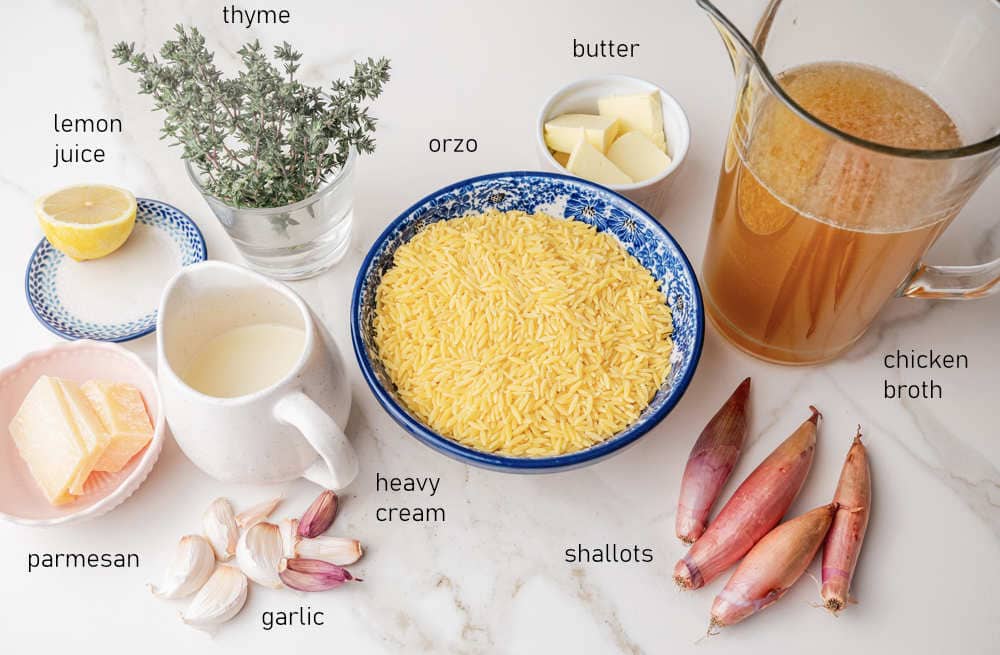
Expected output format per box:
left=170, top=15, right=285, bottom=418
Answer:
left=674, top=407, right=820, bottom=590
left=711, top=503, right=836, bottom=628
left=676, top=378, right=751, bottom=543
left=821, top=430, right=871, bottom=614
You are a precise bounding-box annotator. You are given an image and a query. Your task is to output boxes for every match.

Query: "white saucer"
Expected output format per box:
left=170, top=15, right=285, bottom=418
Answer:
left=25, top=198, right=207, bottom=342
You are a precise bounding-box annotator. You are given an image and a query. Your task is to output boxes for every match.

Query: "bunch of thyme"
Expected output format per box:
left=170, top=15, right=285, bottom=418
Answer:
left=113, top=25, right=390, bottom=208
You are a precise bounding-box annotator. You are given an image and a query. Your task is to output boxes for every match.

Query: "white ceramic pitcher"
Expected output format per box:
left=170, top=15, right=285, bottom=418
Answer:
left=156, top=261, right=357, bottom=489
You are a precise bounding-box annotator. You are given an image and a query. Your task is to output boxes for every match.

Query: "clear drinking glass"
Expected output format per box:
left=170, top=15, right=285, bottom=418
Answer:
left=186, top=150, right=355, bottom=281
left=698, top=0, right=1000, bottom=365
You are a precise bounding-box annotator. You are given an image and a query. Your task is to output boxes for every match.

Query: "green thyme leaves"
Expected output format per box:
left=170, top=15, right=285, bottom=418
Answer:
left=113, top=25, right=390, bottom=208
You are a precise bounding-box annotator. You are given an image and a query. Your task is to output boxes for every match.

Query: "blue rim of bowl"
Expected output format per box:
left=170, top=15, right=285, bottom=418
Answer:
left=24, top=198, right=208, bottom=343
left=350, top=170, right=705, bottom=470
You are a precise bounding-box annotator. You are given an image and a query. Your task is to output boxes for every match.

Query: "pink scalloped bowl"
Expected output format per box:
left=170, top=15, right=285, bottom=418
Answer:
left=0, top=340, right=165, bottom=526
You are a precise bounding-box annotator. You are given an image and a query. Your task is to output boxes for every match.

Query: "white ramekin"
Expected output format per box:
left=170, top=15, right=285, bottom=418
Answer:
left=536, top=75, right=691, bottom=218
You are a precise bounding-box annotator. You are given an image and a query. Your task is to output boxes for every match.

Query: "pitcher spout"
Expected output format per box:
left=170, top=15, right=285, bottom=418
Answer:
left=697, top=0, right=767, bottom=77
left=157, top=261, right=307, bottom=361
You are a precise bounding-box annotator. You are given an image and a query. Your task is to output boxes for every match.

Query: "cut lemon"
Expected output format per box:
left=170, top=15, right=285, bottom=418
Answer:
left=35, top=184, right=137, bottom=261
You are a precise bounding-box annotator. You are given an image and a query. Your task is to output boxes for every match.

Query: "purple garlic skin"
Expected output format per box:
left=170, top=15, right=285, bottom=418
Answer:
left=298, top=490, right=338, bottom=539
left=279, top=557, right=356, bottom=592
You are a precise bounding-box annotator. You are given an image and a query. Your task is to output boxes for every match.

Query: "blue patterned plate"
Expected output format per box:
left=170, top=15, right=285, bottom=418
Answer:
left=351, top=171, right=704, bottom=473
left=25, top=198, right=207, bottom=342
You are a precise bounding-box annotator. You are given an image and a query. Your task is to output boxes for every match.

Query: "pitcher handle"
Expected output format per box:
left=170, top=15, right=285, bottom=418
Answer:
left=273, top=390, right=358, bottom=490
left=900, top=260, right=1000, bottom=299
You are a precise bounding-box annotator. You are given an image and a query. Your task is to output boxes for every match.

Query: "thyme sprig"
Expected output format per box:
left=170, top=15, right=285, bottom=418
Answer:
left=113, top=25, right=390, bottom=208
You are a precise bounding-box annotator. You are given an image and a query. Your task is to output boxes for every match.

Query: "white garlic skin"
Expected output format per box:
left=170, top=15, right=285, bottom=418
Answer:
left=295, top=535, right=364, bottom=566
left=203, top=497, right=238, bottom=561
left=235, top=521, right=284, bottom=589
left=279, top=518, right=300, bottom=560
left=181, top=565, right=248, bottom=628
left=149, top=534, right=216, bottom=600
left=235, top=496, right=282, bottom=529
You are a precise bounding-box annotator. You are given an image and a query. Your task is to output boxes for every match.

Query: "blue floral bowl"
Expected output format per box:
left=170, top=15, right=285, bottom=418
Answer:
left=351, top=172, right=704, bottom=472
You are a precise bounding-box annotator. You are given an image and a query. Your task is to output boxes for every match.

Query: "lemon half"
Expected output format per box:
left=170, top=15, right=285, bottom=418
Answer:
left=35, top=184, right=137, bottom=261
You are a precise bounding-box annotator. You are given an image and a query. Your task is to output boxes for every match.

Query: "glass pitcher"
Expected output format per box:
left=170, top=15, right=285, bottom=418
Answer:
left=698, top=0, right=1000, bottom=365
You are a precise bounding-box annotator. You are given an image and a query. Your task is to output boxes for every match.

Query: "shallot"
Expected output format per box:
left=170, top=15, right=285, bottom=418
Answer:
left=674, top=407, right=819, bottom=590
left=710, top=503, right=836, bottom=629
left=821, top=428, right=871, bottom=614
left=676, top=377, right=750, bottom=543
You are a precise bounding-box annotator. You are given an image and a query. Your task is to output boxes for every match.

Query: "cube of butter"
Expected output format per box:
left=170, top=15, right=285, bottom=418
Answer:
left=606, top=131, right=673, bottom=183
left=598, top=91, right=667, bottom=152
left=544, top=113, right=619, bottom=154
left=8, top=376, right=110, bottom=505
left=567, top=138, right=633, bottom=186
left=82, top=381, right=153, bottom=473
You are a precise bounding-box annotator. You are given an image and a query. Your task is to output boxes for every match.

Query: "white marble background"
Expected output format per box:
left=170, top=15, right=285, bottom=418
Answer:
left=1, top=1, right=998, bottom=653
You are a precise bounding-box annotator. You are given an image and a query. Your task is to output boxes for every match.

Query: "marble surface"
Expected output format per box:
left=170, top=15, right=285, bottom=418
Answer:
left=1, top=1, right=999, bottom=652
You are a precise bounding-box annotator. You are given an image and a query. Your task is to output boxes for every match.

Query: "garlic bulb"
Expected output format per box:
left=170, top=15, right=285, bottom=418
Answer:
left=279, top=518, right=299, bottom=559
left=181, top=565, right=248, bottom=627
left=149, top=535, right=215, bottom=599
left=236, top=521, right=284, bottom=588
left=295, top=536, right=363, bottom=566
left=203, top=497, right=238, bottom=561
left=235, top=495, right=282, bottom=529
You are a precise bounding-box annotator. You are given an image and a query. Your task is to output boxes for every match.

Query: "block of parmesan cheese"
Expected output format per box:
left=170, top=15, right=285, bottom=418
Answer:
left=58, top=380, right=112, bottom=495
left=8, top=376, right=110, bottom=505
left=82, top=381, right=153, bottom=473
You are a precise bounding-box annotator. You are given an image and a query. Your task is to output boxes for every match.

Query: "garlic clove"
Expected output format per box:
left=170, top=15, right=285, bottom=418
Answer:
left=279, top=518, right=300, bottom=560
left=181, top=565, right=248, bottom=628
left=295, top=536, right=363, bottom=566
left=149, top=534, right=216, bottom=599
left=297, top=490, right=338, bottom=539
left=235, top=495, right=283, bottom=529
left=236, top=521, right=284, bottom=588
left=203, top=497, right=239, bottom=561
left=278, top=557, right=357, bottom=592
